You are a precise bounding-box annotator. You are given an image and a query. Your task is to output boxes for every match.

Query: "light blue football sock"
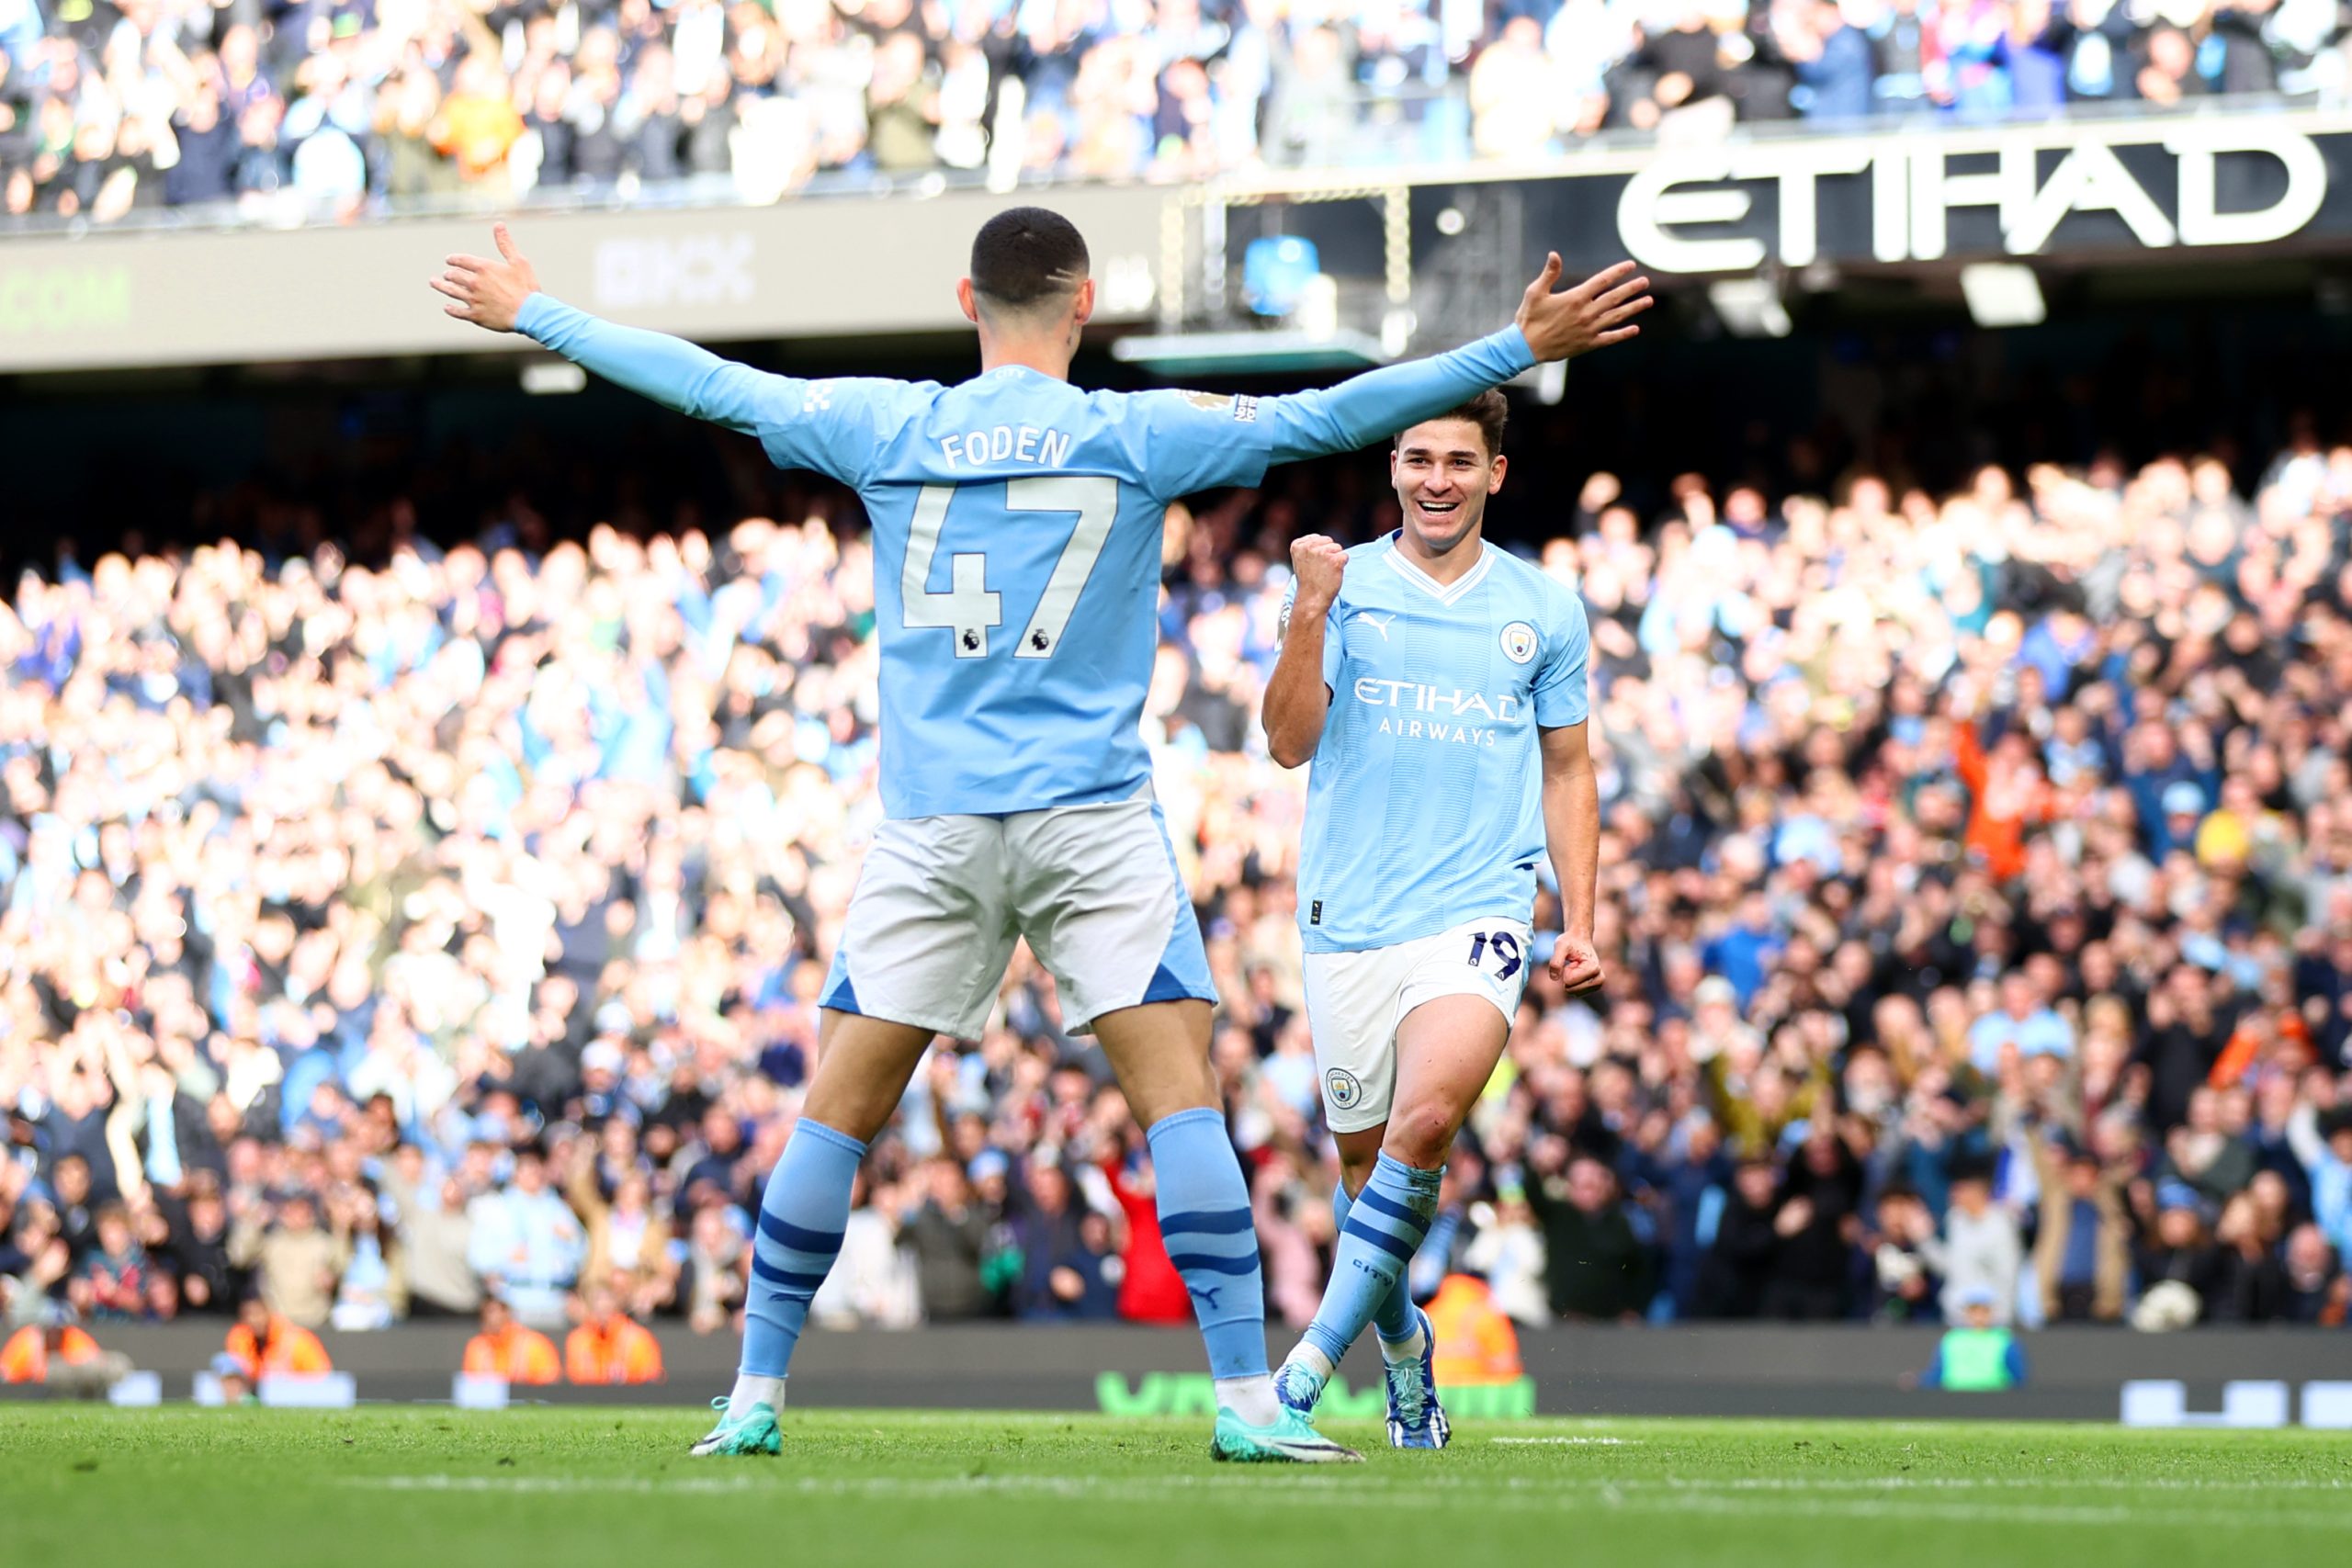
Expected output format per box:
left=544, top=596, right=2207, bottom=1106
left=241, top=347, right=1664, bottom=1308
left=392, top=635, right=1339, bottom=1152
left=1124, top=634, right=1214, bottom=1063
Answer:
left=1331, top=1179, right=1419, bottom=1348
left=1146, top=1107, right=1269, bottom=1382
left=740, top=1118, right=865, bottom=1379
left=1300, top=1153, right=1441, bottom=1366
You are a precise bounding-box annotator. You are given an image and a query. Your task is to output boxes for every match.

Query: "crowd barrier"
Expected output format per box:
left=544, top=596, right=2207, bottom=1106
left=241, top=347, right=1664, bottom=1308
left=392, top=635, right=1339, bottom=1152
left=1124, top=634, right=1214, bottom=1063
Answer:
left=10, top=1323, right=2351, bottom=1424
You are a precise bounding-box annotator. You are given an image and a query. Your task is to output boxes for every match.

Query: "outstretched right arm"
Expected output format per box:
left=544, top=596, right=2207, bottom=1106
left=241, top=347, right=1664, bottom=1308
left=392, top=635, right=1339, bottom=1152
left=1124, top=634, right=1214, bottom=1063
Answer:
left=433, top=223, right=892, bottom=483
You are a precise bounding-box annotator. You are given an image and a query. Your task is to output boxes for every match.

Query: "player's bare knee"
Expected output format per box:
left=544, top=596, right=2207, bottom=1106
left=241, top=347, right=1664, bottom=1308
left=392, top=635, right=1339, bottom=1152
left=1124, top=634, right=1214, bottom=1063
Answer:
left=1383, top=1102, right=1455, bottom=1170
left=798, top=1090, right=893, bottom=1145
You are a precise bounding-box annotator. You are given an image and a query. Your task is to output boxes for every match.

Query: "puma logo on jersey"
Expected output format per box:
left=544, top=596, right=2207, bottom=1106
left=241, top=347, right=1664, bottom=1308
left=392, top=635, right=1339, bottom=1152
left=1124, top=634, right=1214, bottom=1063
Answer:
left=1351, top=611, right=1396, bottom=640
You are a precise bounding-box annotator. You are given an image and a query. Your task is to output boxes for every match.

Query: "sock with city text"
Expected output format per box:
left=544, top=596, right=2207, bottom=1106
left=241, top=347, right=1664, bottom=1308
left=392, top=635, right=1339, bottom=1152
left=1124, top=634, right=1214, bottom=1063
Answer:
left=1331, top=1179, right=1425, bottom=1362
left=1297, top=1154, right=1441, bottom=1369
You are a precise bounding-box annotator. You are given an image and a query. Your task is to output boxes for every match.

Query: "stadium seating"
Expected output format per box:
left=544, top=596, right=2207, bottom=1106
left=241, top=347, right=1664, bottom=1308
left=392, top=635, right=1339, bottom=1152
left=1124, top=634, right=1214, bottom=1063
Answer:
left=2, top=0, right=2347, bottom=226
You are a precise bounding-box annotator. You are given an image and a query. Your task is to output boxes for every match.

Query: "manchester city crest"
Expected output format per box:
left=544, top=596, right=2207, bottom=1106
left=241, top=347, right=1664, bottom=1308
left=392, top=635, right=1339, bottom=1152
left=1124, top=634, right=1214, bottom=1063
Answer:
left=1500, top=621, right=1538, bottom=664
left=1325, top=1068, right=1363, bottom=1110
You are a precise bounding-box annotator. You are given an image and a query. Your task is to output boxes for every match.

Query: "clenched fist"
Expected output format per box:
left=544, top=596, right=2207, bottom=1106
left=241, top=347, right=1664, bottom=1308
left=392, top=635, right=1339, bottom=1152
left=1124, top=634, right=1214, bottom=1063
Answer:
left=1550, top=931, right=1605, bottom=994
left=1289, top=535, right=1348, bottom=615
left=1515, top=256, right=1653, bottom=362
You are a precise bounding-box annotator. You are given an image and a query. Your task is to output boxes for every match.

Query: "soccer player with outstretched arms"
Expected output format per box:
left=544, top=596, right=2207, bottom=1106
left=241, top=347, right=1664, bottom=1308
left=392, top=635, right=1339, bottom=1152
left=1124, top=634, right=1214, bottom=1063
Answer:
left=433, top=209, right=1646, bottom=1462
left=1261, top=389, right=1611, bottom=1448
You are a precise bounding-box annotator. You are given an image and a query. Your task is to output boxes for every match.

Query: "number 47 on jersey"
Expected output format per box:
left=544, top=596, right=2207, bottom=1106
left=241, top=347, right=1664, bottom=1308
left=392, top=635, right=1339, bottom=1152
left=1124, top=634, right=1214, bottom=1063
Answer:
left=900, top=476, right=1117, bottom=660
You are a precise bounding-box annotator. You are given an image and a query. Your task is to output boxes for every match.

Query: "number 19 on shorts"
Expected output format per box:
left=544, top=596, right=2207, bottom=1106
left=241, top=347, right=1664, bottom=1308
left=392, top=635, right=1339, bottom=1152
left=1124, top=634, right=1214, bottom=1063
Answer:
left=1465, top=930, right=1523, bottom=982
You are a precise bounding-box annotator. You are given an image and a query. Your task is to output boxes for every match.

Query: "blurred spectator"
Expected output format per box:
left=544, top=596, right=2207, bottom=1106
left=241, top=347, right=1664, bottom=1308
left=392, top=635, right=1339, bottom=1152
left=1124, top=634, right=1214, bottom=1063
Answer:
left=229, top=1190, right=341, bottom=1330
left=1931, top=1168, right=2022, bottom=1325
left=0, top=1315, right=107, bottom=1384
left=1460, top=1187, right=1550, bottom=1325
left=67, top=1203, right=145, bottom=1320
left=223, top=1293, right=333, bottom=1379
left=563, top=1285, right=664, bottom=1383
left=1529, top=1153, right=1651, bottom=1319
left=462, top=1294, right=561, bottom=1384
left=1425, top=1269, right=1524, bottom=1386
left=1917, top=1284, right=2028, bottom=1388
left=904, top=1157, right=997, bottom=1322
left=1777, top=0, right=1879, bottom=118
left=2031, top=1140, right=2127, bottom=1322
left=808, top=1172, right=921, bottom=1328
left=466, top=1146, right=585, bottom=1331
left=1695, top=1156, right=1786, bottom=1317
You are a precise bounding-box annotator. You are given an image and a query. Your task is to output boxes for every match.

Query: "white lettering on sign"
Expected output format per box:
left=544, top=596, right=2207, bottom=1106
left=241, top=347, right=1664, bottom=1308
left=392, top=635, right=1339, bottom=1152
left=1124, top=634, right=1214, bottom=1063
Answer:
left=1616, top=156, right=1766, bottom=275
left=1908, top=143, right=2036, bottom=264
left=0, top=265, right=131, bottom=335
left=2165, top=124, right=2329, bottom=247
left=1613, top=125, right=2330, bottom=275
left=2007, top=139, right=2177, bottom=255
left=593, top=233, right=756, bottom=310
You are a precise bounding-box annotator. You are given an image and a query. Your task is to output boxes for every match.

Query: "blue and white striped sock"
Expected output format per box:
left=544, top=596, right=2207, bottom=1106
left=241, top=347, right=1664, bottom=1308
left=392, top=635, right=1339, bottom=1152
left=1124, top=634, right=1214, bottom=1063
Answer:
left=1332, top=1179, right=1422, bottom=1359
left=1146, top=1107, right=1276, bottom=1421
left=736, top=1118, right=865, bottom=1399
left=1299, top=1153, right=1441, bottom=1370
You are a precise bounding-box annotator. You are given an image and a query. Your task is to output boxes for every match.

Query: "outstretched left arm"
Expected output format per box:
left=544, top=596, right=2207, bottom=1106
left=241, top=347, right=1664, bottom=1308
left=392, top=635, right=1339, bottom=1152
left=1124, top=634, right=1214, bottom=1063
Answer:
left=1261, top=327, right=1537, bottom=465
left=1261, top=257, right=1651, bottom=465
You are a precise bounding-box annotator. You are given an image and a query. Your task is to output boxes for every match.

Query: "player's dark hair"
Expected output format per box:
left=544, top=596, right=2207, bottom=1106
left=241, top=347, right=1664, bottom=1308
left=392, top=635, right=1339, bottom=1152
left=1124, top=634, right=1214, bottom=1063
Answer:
left=969, top=207, right=1090, bottom=310
left=1402, top=389, right=1510, bottom=458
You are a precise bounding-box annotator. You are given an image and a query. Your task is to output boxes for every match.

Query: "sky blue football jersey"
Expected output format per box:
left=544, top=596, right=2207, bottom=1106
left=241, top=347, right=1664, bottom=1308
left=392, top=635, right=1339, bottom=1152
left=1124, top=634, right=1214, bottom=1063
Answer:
left=516, top=295, right=1536, bottom=818
left=1290, top=535, right=1590, bottom=953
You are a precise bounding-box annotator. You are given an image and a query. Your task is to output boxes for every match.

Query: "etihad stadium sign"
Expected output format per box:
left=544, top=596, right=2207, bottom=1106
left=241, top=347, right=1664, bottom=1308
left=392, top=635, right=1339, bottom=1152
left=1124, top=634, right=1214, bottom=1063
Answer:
left=1214, top=107, right=2352, bottom=284
left=1612, top=119, right=2334, bottom=274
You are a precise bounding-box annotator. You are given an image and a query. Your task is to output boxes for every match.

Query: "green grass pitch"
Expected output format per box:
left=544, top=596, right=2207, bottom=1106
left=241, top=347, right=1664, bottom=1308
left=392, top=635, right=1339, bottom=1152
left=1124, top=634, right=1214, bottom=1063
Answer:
left=6, top=1407, right=2350, bottom=1566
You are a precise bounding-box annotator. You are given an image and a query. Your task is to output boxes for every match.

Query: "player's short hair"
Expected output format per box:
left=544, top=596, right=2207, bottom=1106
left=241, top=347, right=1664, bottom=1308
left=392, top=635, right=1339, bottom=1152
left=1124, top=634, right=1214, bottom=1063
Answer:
left=969, top=207, right=1090, bottom=311
left=1401, top=389, right=1510, bottom=459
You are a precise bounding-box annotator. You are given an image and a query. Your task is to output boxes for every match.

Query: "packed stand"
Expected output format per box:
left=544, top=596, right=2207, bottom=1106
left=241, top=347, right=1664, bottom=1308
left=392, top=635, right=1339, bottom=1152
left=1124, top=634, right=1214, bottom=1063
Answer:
left=2, top=0, right=2347, bottom=227
left=6, top=427, right=2352, bottom=1360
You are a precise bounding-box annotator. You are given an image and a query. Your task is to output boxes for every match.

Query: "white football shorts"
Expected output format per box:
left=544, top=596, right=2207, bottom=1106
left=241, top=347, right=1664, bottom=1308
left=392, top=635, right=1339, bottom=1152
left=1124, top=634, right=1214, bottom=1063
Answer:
left=1301, top=917, right=1532, bottom=1134
left=818, top=788, right=1216, bottom=1040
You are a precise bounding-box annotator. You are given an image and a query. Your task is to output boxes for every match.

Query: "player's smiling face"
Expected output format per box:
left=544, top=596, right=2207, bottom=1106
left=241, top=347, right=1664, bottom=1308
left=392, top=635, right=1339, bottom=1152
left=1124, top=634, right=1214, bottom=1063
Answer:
left=1391, top=417, right=1506, bottom=557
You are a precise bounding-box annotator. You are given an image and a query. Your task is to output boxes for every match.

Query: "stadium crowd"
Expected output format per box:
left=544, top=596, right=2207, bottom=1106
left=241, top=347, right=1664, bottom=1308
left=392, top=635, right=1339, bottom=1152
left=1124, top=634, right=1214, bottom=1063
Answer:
left=6, top=415, right=2352, bottom=1368
left=1, top=0, right=2348, bottom=225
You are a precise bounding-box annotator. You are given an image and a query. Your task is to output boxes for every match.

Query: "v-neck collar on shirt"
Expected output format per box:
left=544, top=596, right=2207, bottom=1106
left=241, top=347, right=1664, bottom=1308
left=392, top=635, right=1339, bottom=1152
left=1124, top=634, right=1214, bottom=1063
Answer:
left=1381, top=534, right=1493, bottom=605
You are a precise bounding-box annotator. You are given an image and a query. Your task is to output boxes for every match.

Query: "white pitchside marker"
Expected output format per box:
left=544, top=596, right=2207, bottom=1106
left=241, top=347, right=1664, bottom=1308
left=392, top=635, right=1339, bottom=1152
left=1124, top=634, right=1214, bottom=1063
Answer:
left=453, top=1373, right=512, bottom=1411
left=2120, top=1379, right=2291, bottom=1427
left=107, top=1371, right=162, bottom=1406
left=259, top=1372, right=357, bottom=1409
left=2301, top=1382, right=2352, bottom=1429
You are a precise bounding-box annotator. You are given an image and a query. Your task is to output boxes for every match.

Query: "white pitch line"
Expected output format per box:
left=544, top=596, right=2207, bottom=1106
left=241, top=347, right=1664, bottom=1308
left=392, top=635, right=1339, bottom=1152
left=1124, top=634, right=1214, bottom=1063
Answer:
left=1490, top=1437, right=1643, bottom=1446
left=339, top=1470, right=2352, bottom=1528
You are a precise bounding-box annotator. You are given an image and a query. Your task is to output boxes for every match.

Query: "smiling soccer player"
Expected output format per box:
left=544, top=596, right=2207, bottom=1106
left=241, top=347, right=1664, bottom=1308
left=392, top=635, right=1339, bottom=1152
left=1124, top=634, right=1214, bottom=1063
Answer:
left=1262, top=389, right=1612, bottom=1448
